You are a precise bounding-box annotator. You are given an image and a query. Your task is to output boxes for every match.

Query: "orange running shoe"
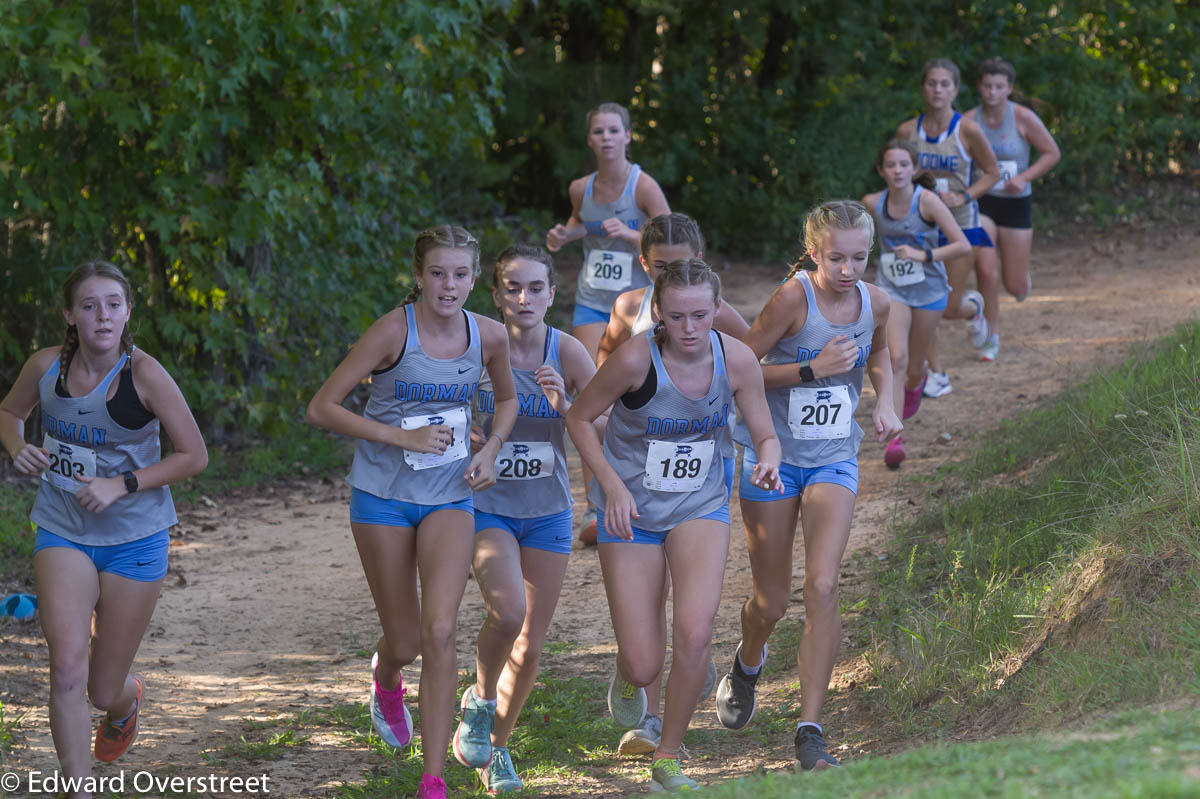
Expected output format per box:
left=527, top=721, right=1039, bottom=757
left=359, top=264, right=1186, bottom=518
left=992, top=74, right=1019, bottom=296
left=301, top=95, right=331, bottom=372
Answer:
left=94, top=673, right=143, bottom=762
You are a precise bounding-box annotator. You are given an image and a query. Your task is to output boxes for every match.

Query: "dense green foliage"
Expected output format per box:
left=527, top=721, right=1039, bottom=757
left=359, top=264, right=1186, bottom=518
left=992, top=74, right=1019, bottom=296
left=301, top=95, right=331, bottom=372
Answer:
left=1, top=0, right=1195, bottom=437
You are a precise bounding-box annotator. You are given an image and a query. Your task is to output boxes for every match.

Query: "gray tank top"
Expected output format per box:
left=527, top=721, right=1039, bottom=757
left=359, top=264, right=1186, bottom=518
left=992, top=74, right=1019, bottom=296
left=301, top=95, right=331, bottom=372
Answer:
left=873, top=186, right=951, bottom=308
left=977, top=101, right=1031, bottom=198
left=733, top=273, right=872, bottom=468
left=348, top=304, right=483, bottom=504
left=31, top=351, right=178, bottom=545
left=588, top=330, right=732, bottom=532
left=575, top=164, right=651, bottom=313
left=912, top=113, right=980, bottom=230
left=474, top=327, right=572, bottom=518
left=627, top=292, right=735, bottom=460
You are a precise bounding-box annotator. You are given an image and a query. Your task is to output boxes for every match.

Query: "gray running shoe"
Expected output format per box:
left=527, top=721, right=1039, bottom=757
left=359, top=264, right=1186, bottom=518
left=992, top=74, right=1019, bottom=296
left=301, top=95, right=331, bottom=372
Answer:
left=478, top=745, right=523, bottom=793
left=608, top=669, right=648, bottom=729
left=715, top=643, right=764, bottom=730
left=618, top=713, right=661, bottom=756
left=794, top=725, right=840, bottom=772
left=650, top=757, right=699, bottom=792
left=964, top=289, right=990, bottom=348
left=698, top=654, right=718, bottom=705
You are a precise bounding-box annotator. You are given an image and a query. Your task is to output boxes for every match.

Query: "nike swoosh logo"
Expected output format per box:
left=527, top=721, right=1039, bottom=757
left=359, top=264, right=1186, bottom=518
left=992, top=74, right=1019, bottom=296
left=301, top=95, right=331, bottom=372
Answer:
left=854, top=331, right=866, bottom=338
left=78, top=409, right=93, bottom=415
left=457, top=367, right=471, bottom=374
left=708, top=396, right=719, bottom=405
left=554, top=535, right=570, bottom=541
left=135, top=560, right=151, bottom=567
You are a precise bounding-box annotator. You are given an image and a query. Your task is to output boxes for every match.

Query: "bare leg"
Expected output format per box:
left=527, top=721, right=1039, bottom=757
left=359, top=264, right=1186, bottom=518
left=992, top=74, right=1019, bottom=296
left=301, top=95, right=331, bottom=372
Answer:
left=472, top=530, right=527, bottom=702
left=598, top=541, right=669, bottom=688
left=657, top=519, right=729, bottom=757
left=572, top=320, right=608, bottom=522
left=888, top=300, right=914, bottom=417
left=996, top=226, right=1035, bottom=298
left=737, top=494, right=802, bottom=668
left=796, top=484, right=856, bottom=724
left=491, top=545, right=570, bottom=746
left=907, top=308, right=943, bottom=391
left=351, top=522, right=421, bottom=690
left=976, top=216, right=1001, bottom=333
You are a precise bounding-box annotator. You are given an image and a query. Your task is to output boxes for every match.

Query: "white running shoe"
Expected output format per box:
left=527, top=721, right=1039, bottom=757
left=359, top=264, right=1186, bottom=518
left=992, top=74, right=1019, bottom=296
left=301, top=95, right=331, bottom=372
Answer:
left=979, top=333, right=1000, bottom=362
left=923, top=369, right=953, bottom=398
left=964, top=289, right=990, bottom=348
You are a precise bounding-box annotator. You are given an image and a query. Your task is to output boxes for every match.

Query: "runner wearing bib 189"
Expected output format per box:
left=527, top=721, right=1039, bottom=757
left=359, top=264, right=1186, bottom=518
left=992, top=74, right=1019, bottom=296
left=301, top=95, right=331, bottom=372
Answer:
left=306, top=226, right=517, bottom=799
left=565, top=259, right=782, bottom=793
left=863, top=140, right=971, bottom=467
left=457, top=245, right=596, bottom=793
left=0, top=261, right=208, bottom=790
left=717, top=201, right=902, bottom=773
left=966, top=57, right=1062, bottom=361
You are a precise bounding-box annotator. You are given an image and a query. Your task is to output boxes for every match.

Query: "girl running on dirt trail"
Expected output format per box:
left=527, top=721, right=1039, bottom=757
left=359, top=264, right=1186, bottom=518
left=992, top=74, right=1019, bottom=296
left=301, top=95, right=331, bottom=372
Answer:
left=863, top=140, right=970, bottom=467
left=565, top=258, right=782, bottom=792
left=715, top=201, right=902, bottom=772
left=965, top=56, right=1062, bottom=340
left=546, top=102, right=671, bottom=543
left=455, top=244, right=596, bottom=793
left=306, top=225, right=517, bottom=799
left=896, top=58, right=1001, bottom=390
left=0, top=261, right=208, bottom=798
left=594, top=212, right=748, bottom=756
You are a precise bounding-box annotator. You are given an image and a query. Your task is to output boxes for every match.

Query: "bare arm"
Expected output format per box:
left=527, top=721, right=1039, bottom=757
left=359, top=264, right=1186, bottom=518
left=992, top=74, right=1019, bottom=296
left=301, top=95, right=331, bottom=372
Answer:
left=911, top=190, right=971, bottom=262
left=0, top=348, right=59, bottom=474
left=596, top=290, right=640, bottom=366
left=714, top=298, right=750, bottom=340
left=865, top=285, right=902, bottom=442
left=547, top=177, right=589, bottom=252
left=466, top=317, right=517, bottom=489
left=724, top=336, right=782, bottom=492
left=960, top=118, right=1000, bottom=201
left=1013, top=104, right=1061, bottom=186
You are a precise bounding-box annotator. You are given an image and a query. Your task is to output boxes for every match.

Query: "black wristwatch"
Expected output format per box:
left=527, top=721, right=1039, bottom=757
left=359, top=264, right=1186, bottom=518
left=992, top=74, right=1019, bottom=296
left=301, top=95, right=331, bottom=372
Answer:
left=798, top=360, right=816, bottom=383
left=924, top=246, right=934, bottom=263
left=122, top=470, right=139, bottom=495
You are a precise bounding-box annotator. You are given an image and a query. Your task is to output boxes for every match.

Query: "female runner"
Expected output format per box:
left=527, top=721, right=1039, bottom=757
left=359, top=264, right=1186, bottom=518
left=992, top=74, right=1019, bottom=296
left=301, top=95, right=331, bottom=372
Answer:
left=595, top=212, right=748, bottom=755
left=306, top=226, right=516, bottom=799
left=715, top=201, right=902, bottom=771
left=0, top=262, right=208, bottom=798
left=566, top=259, right=782, bottom=792
left=455, top=245, right=596, bottom=792
left=546, top=102, right=670, bottom=539
left=863, top=140, right=970, bottom=466
left=966, top=56, right=1061, bottom=358
left=896, top=58, right=1000, bottom=392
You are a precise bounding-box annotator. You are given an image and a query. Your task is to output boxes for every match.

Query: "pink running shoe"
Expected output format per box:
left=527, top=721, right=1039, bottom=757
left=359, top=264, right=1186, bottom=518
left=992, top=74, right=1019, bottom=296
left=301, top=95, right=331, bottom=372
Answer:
left=884, top=436, right=906, bottom=468
left=417, top=774, right=448, bottom=799
left=902, top=378, right=925, bottom=420
left=369, top=652, right=412, bottom=748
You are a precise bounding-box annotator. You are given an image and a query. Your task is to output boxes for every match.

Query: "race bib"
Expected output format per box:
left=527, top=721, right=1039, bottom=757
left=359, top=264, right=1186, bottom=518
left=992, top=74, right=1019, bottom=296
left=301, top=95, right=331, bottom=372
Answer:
left=583, top=249, right=634, bottom=293
left=643, top=439, right=715, bottom=493
left=401, top=406, right=469, bottom=471
left=42, top=434, right=97, bottom=494
left=994, top=159, right=1018, bottom=192
left=787, top=385, right=853, bottom=440
left=880, top=252, right=926, bottom=287
left=934, top=177, right=950, bottom=195
left=495, top=441, right=554, bottom=481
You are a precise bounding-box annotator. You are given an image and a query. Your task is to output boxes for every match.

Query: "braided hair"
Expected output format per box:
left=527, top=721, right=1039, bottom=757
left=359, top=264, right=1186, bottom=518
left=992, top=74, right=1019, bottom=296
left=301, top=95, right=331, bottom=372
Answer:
left=650, top=258, right=721, bottom=347
left=401, top=225, right=481, bottom=306
left=59, top=261, right=135, bottom=385
left=784, top=200, right=875, bottom=282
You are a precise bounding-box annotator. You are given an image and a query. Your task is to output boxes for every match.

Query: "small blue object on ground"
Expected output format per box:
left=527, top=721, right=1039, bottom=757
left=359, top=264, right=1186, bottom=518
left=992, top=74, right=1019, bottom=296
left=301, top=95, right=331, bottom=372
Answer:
left=1, top=593, right=38, bottom=620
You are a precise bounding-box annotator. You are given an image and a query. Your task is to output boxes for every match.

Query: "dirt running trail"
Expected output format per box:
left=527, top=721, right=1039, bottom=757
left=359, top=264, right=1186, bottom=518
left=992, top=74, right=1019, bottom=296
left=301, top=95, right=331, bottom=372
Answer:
left=2, top=228, right=1197, bottom=797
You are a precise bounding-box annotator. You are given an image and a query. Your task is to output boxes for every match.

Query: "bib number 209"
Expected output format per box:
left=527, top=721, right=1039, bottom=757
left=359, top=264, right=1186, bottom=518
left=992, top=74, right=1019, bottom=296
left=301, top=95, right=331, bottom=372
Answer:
left=584, top=250, right=634, bottom=292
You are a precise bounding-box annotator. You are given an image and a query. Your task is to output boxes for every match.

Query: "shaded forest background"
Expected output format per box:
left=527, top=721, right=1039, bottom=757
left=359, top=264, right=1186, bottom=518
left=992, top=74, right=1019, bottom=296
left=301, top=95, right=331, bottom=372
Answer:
left=1, top=0, right=1195, bottom=440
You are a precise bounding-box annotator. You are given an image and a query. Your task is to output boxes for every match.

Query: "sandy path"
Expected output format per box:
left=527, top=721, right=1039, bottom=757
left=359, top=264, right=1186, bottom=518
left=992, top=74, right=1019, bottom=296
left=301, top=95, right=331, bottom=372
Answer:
left=2, top=227, right=1197, bottom=797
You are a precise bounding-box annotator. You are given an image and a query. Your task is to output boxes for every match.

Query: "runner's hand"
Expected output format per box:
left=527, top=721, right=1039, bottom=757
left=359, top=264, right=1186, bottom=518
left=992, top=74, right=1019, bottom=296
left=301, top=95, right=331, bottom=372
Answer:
left=399, top=424, right=453, bottom=455
left=811, top=336, right=860, bottom=379
left=536, top=365, right=570, bottom=416
left=469, top=425, right=487, bottom=455
left=939, top=190, right=966, bottom=208
left=600, top=217, right=633, bottom=240
left=874, top=405, right=903, bottom=442
left=74, top=475, right=126, bottom=513
left=749, top=460, right=783, bottom=494
left=464, top=449, right=498, bottom=490
left=603, top=482, right=639, bottom=541
left=12, top=444, right=49, bottom=476
left=1004, top=174, right=1028, bottom=194
left=892, top=244, right=923, bottom=262
left=546, top=224, right=571, bottom=252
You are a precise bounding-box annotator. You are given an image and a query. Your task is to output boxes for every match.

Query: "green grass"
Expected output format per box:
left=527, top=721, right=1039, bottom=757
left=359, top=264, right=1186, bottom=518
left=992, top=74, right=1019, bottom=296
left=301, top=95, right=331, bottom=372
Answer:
left=862, top=323, right=1200, bottom=731
left=704, top=705, right=1200, bottom=798
left=0, top=482, right=36, bottom=584
left=0, top=698, right=26, bottom=764
left=200, top=728, right=311, bottom=765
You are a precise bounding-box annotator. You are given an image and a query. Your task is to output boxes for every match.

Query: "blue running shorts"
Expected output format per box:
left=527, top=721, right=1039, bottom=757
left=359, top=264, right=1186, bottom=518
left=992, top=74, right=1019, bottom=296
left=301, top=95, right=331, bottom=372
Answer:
left=475, top=508, right=574, bottom=554
left=595, top=504, right=730, bottom=546
left=738, top=450, right=858, bottom=501
left=571, top=303, right=611, bottom=328
left=350, top=488, right=473, bottom=528
left=34, top=527, right=170, bottom=582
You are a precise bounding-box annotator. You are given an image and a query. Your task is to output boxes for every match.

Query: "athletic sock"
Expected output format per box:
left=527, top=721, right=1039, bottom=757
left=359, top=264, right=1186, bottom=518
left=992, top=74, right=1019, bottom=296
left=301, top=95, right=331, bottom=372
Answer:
left=737, top=644, right=767, bottom=677
left=796, top=721, right=823, bottom=734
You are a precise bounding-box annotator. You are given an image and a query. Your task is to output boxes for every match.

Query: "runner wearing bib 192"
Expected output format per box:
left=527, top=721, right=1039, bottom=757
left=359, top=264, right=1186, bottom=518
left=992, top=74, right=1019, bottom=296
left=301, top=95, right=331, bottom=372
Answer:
left=863, top=139, right=971, bottom=467
left=566, top=259, right=782, bottom=793
left=718, top=201, right=902, bottom=774
left=460, top=245, right=597, bottom=793
left=307, top=226, right=517, bottom=799
left=0, top=261, right=208, bottom=786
